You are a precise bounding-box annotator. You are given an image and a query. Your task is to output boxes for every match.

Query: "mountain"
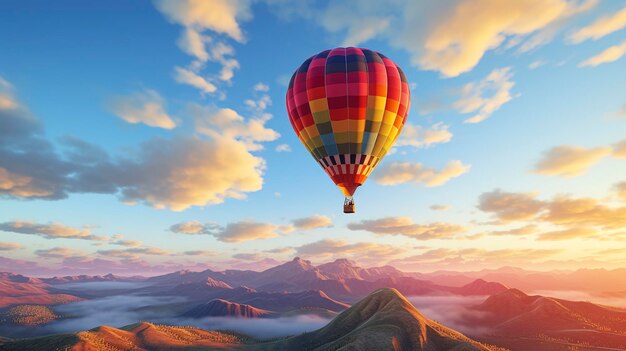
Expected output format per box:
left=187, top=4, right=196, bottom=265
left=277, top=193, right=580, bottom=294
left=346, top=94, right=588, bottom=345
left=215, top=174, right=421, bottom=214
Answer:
left=0, top=289, right=494, bottom=351
left=316, top=258, right=407, bottom=281
left=470, top=288, right=626, bottom=350
left=181, top=298, right=276, bottom=318
left=450, top=279, right=509, bottom=296
left=0, top=273, right=81, bottom=308
left=0, top=322, right=252, bottom=350
left=257, top=288, right=492, bottom=350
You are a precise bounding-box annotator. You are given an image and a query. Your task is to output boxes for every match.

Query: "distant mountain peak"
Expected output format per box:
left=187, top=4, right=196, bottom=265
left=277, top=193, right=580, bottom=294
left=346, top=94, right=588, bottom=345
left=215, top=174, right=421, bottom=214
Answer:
left=182, top=298, right=275, bottom=318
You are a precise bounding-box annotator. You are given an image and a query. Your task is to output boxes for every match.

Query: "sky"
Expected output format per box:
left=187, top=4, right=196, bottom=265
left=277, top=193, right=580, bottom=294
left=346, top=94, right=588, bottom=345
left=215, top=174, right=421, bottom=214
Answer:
left=1, top=0, right=625, bottom=277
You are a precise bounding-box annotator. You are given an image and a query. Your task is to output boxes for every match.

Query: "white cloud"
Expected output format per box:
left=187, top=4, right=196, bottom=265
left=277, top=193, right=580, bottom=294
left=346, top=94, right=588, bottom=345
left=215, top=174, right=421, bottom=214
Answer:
left=292, top=215, right=333, bottom=230
left=191, top=105, right=279, bottom=151
left=152, top=0, right=251, bottom=42
left=395, top=122, right=452, bottom=148
left=430, top=204, right=451, bottom=211
left=173, top=66, right=217, bottom=94
left=579, top=40, right=626, bottom=67
left=397, top=0, right=585, bottom=77
left=614, top=139, right=626, bottom=158
left=478, top=189, right=545, bottom=222
left=275, top=144, right=291, bottom=152
left=35, top=247, right=84, bottom=259
left=534, top=145, right=611, bottom=177
left=253, top=82, right=270, bottom=92
left=348, top=217, right=467, bottom=240
left=170, top=220, right=290, bottom=243
left=0, top=77, right=18, bottom=110
left=569, top=6, right=626, bottom=43
left=528, top=60, right=547, bottom=69
left=0, top=242, right=22, bottom=251
left=154, top=0, right=248, bottom=91
left=116, top=136, right=266, bottom=211
left=0, top=221, right=107, bottom=241
left=374, top=160, right=470, bottom=186
left=454, top=67, right=516, bottom=123
left=108, top=89, right=176, bottom=129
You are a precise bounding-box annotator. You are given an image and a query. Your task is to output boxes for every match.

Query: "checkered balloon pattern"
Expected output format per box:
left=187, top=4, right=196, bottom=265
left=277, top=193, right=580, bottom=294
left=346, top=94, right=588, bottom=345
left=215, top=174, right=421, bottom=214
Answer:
left=286, top=47, right=410, bottom=196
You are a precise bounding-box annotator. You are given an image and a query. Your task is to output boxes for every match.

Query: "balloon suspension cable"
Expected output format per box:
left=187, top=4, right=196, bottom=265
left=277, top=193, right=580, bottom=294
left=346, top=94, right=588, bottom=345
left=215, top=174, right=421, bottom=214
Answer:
left=343, top=196, right=356, bottom=214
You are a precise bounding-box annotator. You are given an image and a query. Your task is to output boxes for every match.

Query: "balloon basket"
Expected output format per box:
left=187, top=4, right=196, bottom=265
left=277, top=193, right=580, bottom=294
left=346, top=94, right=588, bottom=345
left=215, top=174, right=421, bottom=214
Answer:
left=343, top=197, right=356, bottom=214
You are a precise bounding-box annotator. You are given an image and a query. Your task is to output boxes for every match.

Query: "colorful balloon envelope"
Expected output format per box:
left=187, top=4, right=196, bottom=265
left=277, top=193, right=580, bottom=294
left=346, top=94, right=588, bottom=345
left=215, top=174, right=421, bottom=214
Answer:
left=286, top=47, right=410, bottom=213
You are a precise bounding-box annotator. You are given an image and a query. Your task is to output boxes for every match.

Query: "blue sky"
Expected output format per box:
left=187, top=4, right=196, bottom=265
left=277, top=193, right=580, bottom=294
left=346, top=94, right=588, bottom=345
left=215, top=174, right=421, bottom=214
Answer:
left=1, top=0, right=625, bottom=276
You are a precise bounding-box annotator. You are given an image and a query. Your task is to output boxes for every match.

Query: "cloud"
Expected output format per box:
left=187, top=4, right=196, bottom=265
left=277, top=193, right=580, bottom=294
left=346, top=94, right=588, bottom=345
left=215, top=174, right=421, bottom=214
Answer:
left=453, top=67, right=516, bottom=123
left=478, top=189, right=545, bottom=222
left=275, top=144, right=291, bottom=152
left=253, top=82, right=269, bottom=92
left=111, top=240, right=143, bottom=248
left=35, top=247, right=84, bottom=259
left=615, top=182, right=626, bottom=201
left=232, top=253, right=264, bottom=261
left=395, top=122, right=452, bottom=148
left=430, top=204, right=451, bottom=211
left=170, top=220, right=288, bottom=243
left=113, top=136, right=267, bottom=211
left=191, top=104, right=280, bottom=151
left=0, top=221, right=107, bottom=241
left=0, top=77, right=18, bottom=110
left=108, top=89, right=176, bottom=129
left=292, top=215, right=333, bottom=230
left=154, top=0, right=249, bottom=91
left=173, top=66, right=217, bottom=94
left=390, top=247, right=561, bottom=271
left=153, top=0, right=251, bottom=42
left=97, top=247, right=171, bottom=259
left=579, top=40, right=626, bottom=67
left=295, top=239, right=404, bottom=262
left=0, top=242, right=22, bottom=251
left=183, top=250, right=215, bottom=256
left=568, top=6, right=626, bottom=43
left=1, top=77, right=274, bottom=211
left=374, top=160, right=470, bottom=186
left=537, top=227, right=597, bottom=241
left=398, top=0, right=583, bottom=77
left=534, top=145, right=611, bottom=177
left=213, top=221, right=283, bottom=243
left=541, top=195, right=626, bottom=230
left=348, top=217, right=467, bottom=240
left=528, top=60, right=547, bottom=69
left=169, top=221, right=210, bottom=235
left=613, top=139, right=626, bottom=158
left=489, top=224, right=538, bottom=236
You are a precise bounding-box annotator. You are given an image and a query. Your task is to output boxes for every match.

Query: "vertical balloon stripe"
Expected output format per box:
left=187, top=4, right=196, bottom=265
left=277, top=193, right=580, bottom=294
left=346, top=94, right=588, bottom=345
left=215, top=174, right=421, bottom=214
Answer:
left=293, top=57, right=323, bottom=160
left=326, top=48, right=348, bottom=155
left=372, top=56, right=401, bottom=158
left=383, top=65, right=410, bottom=154
left=306, top=50, right=332, bottom=158
left=346, top=48, right=368, bottom=156
left=362, top=49, right=387, bottom=155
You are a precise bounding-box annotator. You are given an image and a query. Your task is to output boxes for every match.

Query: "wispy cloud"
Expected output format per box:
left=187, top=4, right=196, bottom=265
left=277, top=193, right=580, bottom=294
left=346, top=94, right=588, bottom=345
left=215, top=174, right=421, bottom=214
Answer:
left=108, top=89, right=176, bottom=129
left=579, top=40, right=626, bottom=67
left=568, top=6, right=626, bottom=43
left=0, top=221, right=107, bottom=241
left=374, top=160, right=470, bottom=186
left=454, top=67, right=516, bottom=124
left=348, top=217, right=467, bottom=240
left=534, top=145, right=611, bottom=177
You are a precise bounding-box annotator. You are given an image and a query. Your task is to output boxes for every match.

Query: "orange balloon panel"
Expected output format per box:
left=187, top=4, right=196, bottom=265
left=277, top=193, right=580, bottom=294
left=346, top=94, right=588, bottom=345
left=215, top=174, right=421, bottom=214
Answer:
left=286, top=47, right=410, bottom=196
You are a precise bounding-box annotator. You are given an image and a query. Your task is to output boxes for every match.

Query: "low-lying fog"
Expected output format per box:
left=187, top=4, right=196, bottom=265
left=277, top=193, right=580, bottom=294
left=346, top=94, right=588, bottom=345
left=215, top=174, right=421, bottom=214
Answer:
left=407, top=295, right=491, bottom=335
left=1, top=287, right=331, bottom=340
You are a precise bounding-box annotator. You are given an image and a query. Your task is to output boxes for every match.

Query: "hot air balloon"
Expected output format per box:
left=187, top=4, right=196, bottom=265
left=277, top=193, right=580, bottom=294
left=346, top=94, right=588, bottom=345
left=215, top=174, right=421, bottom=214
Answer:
left=286, top=47, right=410, bottom=213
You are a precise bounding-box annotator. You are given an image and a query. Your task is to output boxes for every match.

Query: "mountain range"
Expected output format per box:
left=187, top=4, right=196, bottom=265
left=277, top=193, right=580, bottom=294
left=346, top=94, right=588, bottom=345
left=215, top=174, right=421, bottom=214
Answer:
left=0, top=288, right=494, bottom=351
